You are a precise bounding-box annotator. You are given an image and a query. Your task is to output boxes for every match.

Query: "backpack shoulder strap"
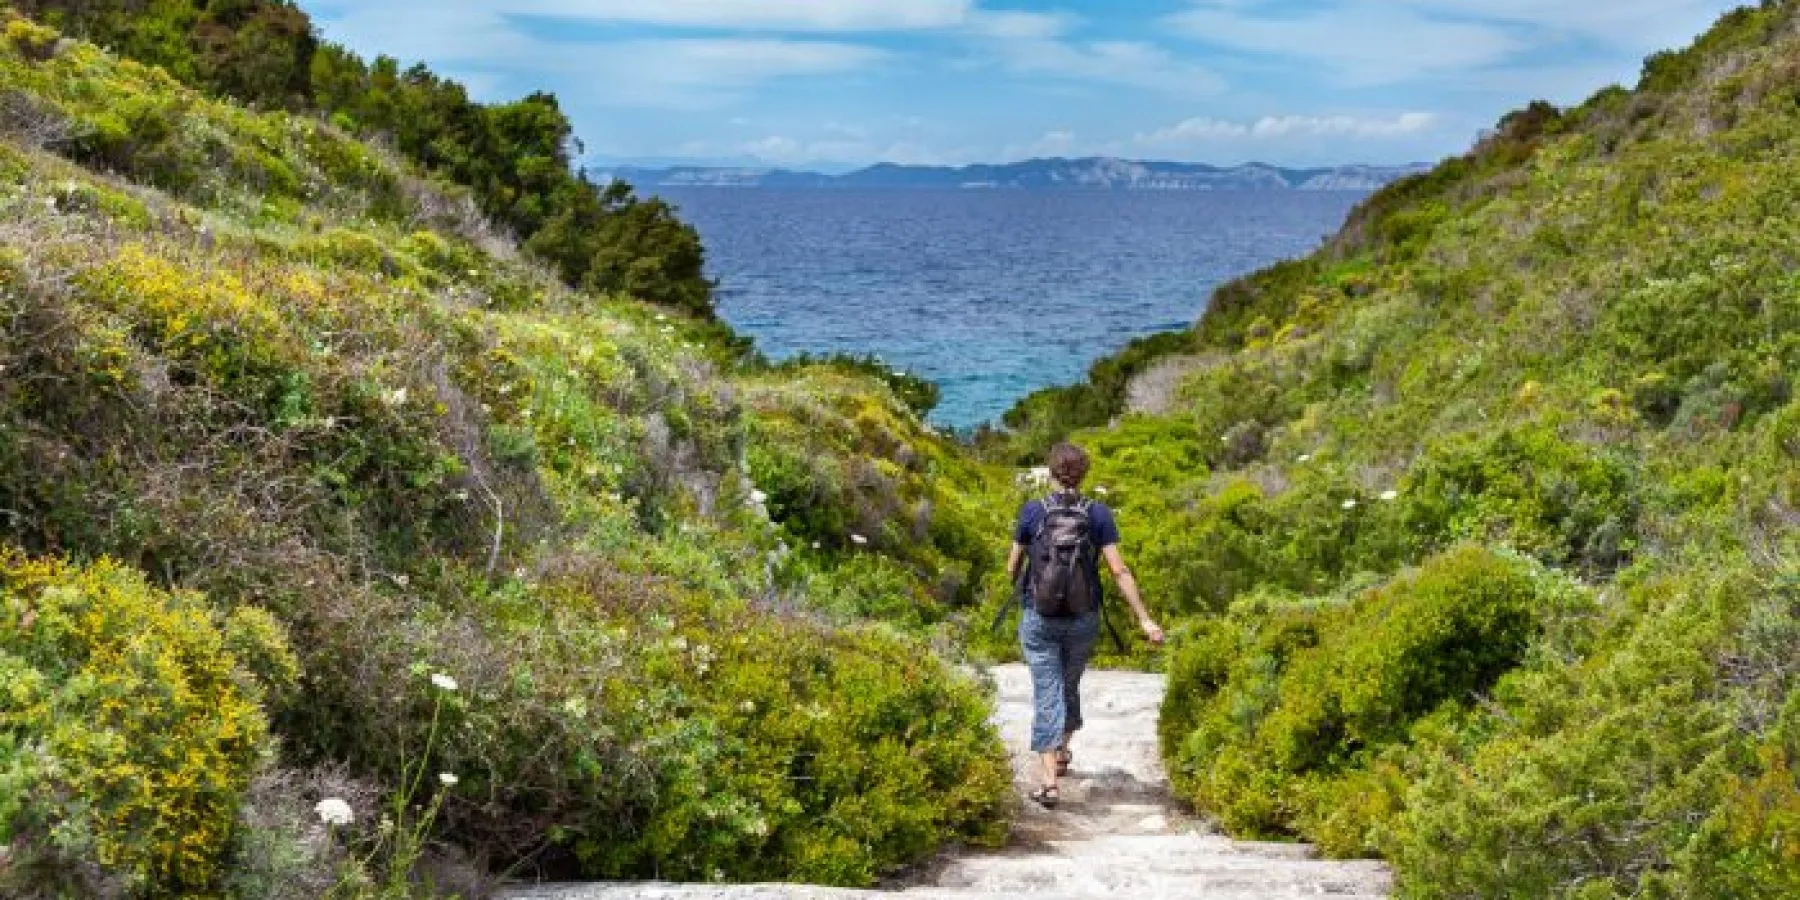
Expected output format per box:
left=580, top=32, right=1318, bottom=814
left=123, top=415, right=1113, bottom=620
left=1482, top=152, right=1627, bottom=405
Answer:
left=1031, top=496, right=1053, bottom=540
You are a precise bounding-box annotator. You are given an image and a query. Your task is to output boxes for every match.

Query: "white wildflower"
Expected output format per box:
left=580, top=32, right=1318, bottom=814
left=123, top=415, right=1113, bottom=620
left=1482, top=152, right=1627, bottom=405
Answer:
left=314, top=797, right=354, bottom=827
left=438, top=772, right=459, bottom=787
left=1342, top=499, right=1358, bottom=510
left=850, top=534, right=868, bottom=546
left=1298, top=454, right=1313, bottom=463
left=384, top=387, right=408, bottom=407
left=740, top=700, right=756, bottom=714
left=430, top=673, right=458, bottom=692
left=749, top=489, right=768, bottom=505
left=1380, top=490, right=1400, bottom=502
left=391, top=574, right=411, bottom=588
left=1094, top=486, right=1110, bottom=496
left=812, top=541, right=822, bottom=550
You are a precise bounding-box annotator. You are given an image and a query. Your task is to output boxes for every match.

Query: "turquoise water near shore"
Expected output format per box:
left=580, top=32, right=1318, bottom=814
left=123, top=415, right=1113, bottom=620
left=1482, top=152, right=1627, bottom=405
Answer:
left=659, top=188, right=1367, bottom=426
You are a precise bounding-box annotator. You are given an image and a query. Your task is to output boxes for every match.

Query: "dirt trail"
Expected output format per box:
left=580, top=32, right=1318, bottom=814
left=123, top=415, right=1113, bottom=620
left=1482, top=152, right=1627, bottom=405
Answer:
left=504, top=665, right=1392, bottom=900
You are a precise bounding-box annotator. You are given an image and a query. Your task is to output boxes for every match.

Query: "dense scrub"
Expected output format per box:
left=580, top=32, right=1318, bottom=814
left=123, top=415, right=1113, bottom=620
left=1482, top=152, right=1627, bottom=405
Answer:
left=1011, top=2, right=1800, bottom=897
left=1, top=554, right=296, bottom=895
left=0, top=14, right=1011, bottom=896
left=12, top=0, right=713, bottom=316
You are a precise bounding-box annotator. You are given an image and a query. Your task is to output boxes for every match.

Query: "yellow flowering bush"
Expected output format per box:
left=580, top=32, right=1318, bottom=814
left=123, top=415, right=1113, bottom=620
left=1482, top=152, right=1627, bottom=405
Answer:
left=0, top=552, right=296, bottom=895
left=2, top=18, right=59, bottom=62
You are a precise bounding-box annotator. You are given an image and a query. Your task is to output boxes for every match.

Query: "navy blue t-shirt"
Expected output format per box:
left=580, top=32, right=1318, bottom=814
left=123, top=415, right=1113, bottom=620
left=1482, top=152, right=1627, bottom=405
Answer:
left=1014, top=495, right=1121, bottom=606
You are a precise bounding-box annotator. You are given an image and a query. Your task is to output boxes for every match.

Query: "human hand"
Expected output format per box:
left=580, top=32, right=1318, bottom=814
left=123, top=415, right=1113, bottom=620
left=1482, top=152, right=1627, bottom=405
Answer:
left=1140, top=618, right=1165, bottom=645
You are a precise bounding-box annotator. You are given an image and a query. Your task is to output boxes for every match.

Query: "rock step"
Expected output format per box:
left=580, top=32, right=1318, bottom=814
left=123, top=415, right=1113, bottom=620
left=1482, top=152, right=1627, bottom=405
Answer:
left=512, top=887, right=1390, bottom=900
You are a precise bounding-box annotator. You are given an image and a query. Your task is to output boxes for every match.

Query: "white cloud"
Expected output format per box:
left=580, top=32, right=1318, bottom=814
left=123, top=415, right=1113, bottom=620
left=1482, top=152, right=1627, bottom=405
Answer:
left=315, top=3, right=526, bottom=69
left=478, top=0, right=973, bottom=33
left=677, top=133, right=970, bottom=166
left=1250, top=112, right=1437, bottom=138
left=967, top=10, right=1078, bottom=41
left=1168, top=1, right=1742, bottom=87
left=1413, top=1, right=1735, bottom=46
left=975, top=34, right=1226, bottom=96
left=994, top=111, right=1439, bottom=163
left=1135, top=112, right=1439, bottom=148
left=1168, top=2, right=1525, bottom=86
left=585, top=39, right=889, bottom=107
left=1001, top=129, right=1082, bottom=160
left=1449, top=60, right=1641, bottom=106
left=316, top=3, right=889, bottom=108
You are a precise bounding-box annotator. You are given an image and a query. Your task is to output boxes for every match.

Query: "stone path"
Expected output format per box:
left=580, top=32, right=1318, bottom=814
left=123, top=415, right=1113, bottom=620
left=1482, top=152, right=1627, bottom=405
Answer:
left=504, top=665, right=1392, bottom=900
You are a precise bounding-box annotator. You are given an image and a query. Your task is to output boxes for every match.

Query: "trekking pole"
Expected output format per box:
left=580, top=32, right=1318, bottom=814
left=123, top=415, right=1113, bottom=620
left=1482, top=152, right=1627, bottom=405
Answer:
left=1100, top=603, right=1128, bottom=654
left=990, top=567, right=1024, bottom=638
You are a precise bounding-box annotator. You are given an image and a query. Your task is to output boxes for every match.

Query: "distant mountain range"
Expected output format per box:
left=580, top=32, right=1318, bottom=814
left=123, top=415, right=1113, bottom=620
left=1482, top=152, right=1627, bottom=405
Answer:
left=598, top=157, right=1432, bottom=192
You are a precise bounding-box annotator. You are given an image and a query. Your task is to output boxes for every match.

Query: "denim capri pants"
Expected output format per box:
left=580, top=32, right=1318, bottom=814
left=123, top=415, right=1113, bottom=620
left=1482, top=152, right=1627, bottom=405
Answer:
left=1018, top=606, right=1101, bottom=753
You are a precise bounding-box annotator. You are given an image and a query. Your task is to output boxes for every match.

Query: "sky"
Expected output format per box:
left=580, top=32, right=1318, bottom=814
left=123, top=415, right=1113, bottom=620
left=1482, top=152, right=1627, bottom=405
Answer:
left=304, top=1, right=1747, bottom=170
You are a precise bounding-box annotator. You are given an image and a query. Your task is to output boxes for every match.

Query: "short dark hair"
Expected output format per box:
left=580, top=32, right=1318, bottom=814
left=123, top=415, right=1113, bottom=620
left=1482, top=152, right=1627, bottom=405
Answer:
left=1048, top=443, right=1090, bottom=489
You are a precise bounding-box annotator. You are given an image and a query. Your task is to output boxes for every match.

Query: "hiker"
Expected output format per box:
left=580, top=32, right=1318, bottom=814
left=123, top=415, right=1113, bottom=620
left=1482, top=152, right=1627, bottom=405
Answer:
left=1006, top=442, right=1163, bottom=809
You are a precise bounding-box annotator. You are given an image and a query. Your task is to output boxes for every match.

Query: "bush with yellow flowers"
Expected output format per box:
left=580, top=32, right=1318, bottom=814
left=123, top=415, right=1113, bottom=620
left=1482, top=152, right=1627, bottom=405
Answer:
left=0, top=552, right=296, bottom=895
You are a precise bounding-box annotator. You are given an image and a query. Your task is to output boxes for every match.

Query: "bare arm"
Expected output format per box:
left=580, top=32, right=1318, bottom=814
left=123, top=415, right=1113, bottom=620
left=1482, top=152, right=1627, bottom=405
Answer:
left=1102, top=545, right=1164, bottom=644
left=1006, top=542, right=1026, bottom=582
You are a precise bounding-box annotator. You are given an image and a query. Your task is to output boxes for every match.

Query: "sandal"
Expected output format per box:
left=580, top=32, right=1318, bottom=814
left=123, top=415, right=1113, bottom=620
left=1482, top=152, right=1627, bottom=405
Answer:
left=1054, top=748, right=1073, bottom=776
left=1029, top=784, right=1060, bottom=809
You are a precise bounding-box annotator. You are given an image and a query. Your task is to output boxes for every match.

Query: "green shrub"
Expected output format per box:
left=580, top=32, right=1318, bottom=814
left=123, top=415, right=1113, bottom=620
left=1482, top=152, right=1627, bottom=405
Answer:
left=760, top=351, right=941, bottom=418
left=0, top=552, right=296, bottom=895
left=993, top=329, right=1195, bottom=455
left=1388, top=565, right=1786, bottom=898
left=394, top=576, right=1011, bottom=887
left=1162, top=546, right=1555, bottom=844
left=3, top=18, right=59, bottom=61
left=1403, top=425, right=1639, bottom=571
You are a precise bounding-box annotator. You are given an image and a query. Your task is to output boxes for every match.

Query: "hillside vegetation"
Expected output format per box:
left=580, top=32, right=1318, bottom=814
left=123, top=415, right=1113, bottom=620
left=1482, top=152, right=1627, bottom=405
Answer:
left=10, top=0, right=712, bottom=316
left=999, top=3, right=1800, bottom=897
left=0, top=7, right=1018, bottom=896
left=6, top=0, right=1800, bottom=898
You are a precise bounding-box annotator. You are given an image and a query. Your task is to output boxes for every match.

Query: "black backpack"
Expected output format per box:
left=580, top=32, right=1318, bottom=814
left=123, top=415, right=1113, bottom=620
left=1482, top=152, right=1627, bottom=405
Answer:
left=1027, top=493, right=1097, bottom=618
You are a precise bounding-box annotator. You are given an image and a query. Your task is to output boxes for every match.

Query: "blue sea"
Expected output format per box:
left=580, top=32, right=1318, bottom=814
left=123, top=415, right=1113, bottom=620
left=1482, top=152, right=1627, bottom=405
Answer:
left=658, top=189, right=1367, bottom=427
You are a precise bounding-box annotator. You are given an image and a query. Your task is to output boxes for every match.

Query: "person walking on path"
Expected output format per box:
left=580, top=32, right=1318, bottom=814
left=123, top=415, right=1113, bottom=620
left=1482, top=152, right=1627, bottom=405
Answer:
left=1006, top=442, right=1164, bottom=809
